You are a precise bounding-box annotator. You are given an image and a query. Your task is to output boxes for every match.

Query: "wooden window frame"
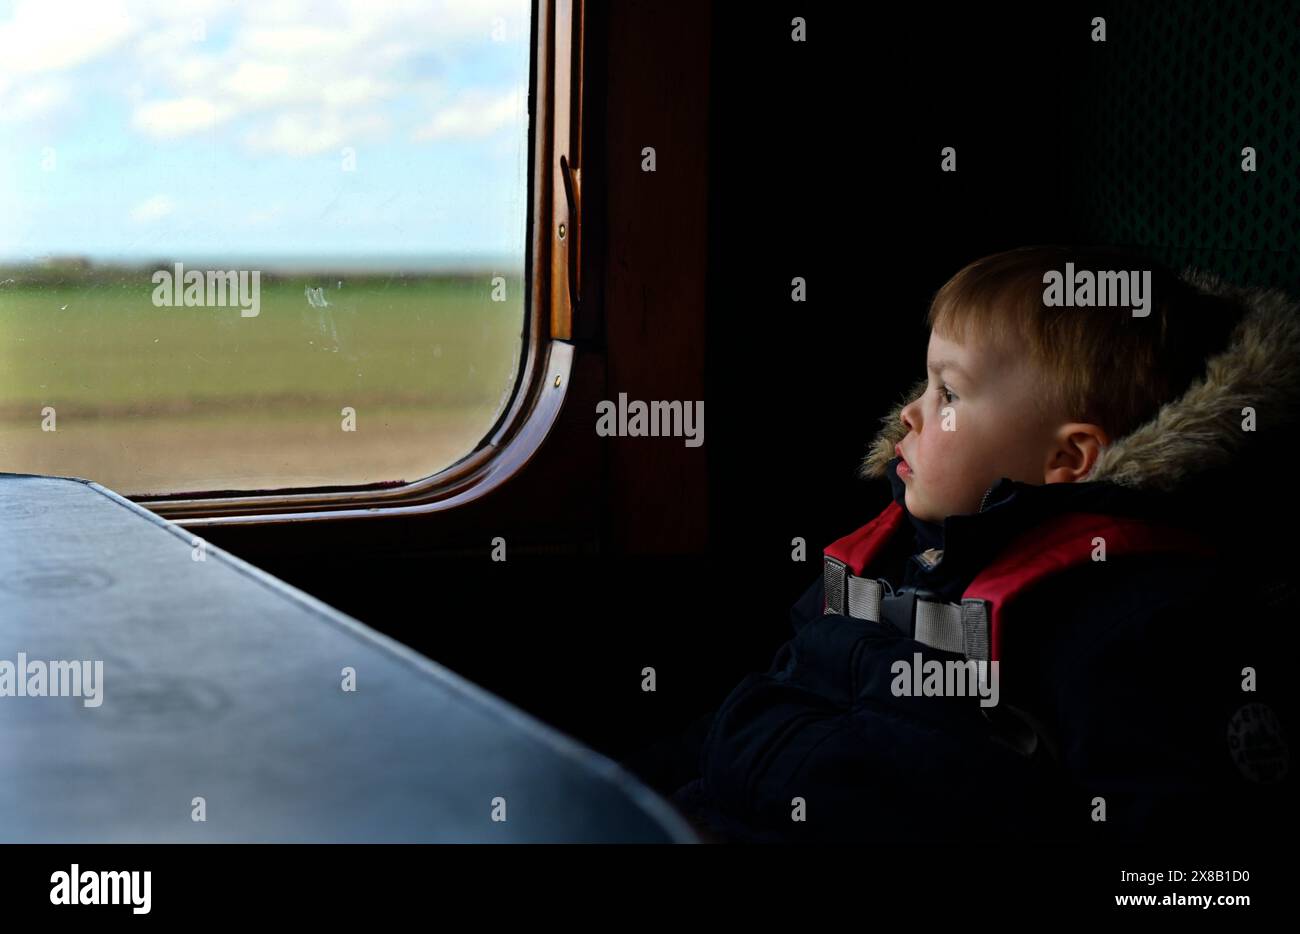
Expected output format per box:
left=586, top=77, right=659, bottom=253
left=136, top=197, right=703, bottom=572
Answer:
left=136, top=0, right=584, bottom=527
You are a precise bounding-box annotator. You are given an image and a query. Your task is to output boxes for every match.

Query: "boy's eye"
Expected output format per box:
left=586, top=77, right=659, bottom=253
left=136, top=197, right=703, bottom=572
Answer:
left=934, top=384, right=956, bottom=405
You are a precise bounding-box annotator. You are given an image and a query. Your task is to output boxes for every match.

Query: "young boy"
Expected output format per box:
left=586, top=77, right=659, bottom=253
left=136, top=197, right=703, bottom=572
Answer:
left=661, top=246, right=1298, bottom=844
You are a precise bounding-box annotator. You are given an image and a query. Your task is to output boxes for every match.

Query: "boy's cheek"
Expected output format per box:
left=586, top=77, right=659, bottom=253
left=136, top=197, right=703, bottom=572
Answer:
left=919, top=440, right=955, bottom=487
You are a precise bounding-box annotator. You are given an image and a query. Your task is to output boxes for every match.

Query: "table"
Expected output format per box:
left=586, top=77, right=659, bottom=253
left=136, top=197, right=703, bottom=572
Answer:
left=0, top=473, right=696, bottom=843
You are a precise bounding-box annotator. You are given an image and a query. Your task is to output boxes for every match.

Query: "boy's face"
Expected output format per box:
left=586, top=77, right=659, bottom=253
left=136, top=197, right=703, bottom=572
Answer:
left=895, top=329, right=1065, bottom=522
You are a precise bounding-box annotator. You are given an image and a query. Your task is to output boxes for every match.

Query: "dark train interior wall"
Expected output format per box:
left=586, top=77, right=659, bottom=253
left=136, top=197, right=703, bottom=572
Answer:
left=200, top=1, right=1297, bottom=766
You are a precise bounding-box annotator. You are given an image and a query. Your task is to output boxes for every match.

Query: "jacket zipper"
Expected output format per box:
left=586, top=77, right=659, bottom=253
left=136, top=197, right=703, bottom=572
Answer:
left=913, top=486, right=994, bottom=575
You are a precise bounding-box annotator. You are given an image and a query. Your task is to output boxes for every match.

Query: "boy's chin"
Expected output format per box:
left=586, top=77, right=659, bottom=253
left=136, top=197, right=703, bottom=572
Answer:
left=903, top=489, right=937, bottom=523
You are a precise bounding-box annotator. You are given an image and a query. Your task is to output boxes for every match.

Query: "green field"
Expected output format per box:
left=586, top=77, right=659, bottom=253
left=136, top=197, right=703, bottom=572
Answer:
left=0, top=267, right=525, bottom=496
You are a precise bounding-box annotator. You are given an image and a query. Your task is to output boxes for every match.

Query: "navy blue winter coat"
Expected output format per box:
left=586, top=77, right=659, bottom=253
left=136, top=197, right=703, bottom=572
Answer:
left=670, top=272, right=1298, bottom=844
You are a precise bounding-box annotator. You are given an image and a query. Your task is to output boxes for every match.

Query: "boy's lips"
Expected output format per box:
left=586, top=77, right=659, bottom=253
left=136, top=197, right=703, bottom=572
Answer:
left=895, top=444, right=912, bottom=478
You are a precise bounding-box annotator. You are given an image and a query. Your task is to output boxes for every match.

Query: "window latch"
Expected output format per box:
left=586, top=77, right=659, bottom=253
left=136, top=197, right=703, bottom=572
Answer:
left=560, top=153, right=581, bottom=315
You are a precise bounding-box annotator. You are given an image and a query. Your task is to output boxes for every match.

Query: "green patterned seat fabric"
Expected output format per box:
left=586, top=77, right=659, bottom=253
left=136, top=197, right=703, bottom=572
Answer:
left=1069, top=0, right=1298, bottom=290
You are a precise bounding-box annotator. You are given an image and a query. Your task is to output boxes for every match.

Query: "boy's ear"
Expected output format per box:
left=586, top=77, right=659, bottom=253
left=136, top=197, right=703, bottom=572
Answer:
left=1045, top=422, right=1111, bottom=483
left=858, top=377, right=928, bottom=480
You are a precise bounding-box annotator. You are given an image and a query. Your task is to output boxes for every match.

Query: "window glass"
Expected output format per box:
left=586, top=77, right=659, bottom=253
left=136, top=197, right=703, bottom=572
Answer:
left=0, top=0, right=532, bottom=495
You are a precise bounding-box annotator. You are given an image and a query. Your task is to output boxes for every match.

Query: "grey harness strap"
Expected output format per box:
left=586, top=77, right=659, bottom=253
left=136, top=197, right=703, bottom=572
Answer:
left=823, top=556, right=991, bottom=662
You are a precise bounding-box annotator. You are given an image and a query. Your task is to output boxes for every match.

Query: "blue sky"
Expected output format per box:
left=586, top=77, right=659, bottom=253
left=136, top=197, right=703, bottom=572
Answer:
left=0, top=0, right=531, bottom=268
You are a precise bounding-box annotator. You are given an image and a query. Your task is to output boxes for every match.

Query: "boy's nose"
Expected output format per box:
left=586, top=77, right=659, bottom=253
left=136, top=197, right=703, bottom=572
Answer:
left=900, top=400, right=919, bottom=432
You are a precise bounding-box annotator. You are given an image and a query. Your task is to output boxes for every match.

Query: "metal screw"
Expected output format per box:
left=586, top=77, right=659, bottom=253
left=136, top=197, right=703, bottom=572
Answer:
left=558, top=223, right=566, bottom=240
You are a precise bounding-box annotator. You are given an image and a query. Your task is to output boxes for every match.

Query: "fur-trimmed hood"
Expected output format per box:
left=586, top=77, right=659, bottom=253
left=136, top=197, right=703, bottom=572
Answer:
left=857, top=269, right=1300, bottom=497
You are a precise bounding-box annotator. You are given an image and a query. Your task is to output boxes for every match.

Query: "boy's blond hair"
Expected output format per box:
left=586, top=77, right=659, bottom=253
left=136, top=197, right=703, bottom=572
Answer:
left=925, top=246, right=1245, bottom=440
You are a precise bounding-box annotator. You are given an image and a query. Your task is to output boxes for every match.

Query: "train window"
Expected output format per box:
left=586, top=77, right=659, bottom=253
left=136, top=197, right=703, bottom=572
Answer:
left=0, top=0, right=535, bottom=500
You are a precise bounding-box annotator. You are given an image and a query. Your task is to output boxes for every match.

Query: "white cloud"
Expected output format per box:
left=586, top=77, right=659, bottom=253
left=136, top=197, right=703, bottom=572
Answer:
left=321, top=75, right=396, bottom=108
left=133, top=97, right=231, bottom=137
left=236, top=24, right=359, bottom=61
left=412, top=87, right=522, bottom=142
left=0, top=79, right=72, bottom=123
left=3, top=0, right=530, bottom=155
left=0, top=0, right=135, bottom=79
left=130, top=195, right=176, bottom=223
left=220, top=62, right=297, bottom=104
left=244, top=111, right=389, bottom=157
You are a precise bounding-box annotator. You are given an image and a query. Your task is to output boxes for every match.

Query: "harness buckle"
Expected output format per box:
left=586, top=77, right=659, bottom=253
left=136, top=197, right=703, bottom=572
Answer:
left=879, top=587, right=940, bottom=637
